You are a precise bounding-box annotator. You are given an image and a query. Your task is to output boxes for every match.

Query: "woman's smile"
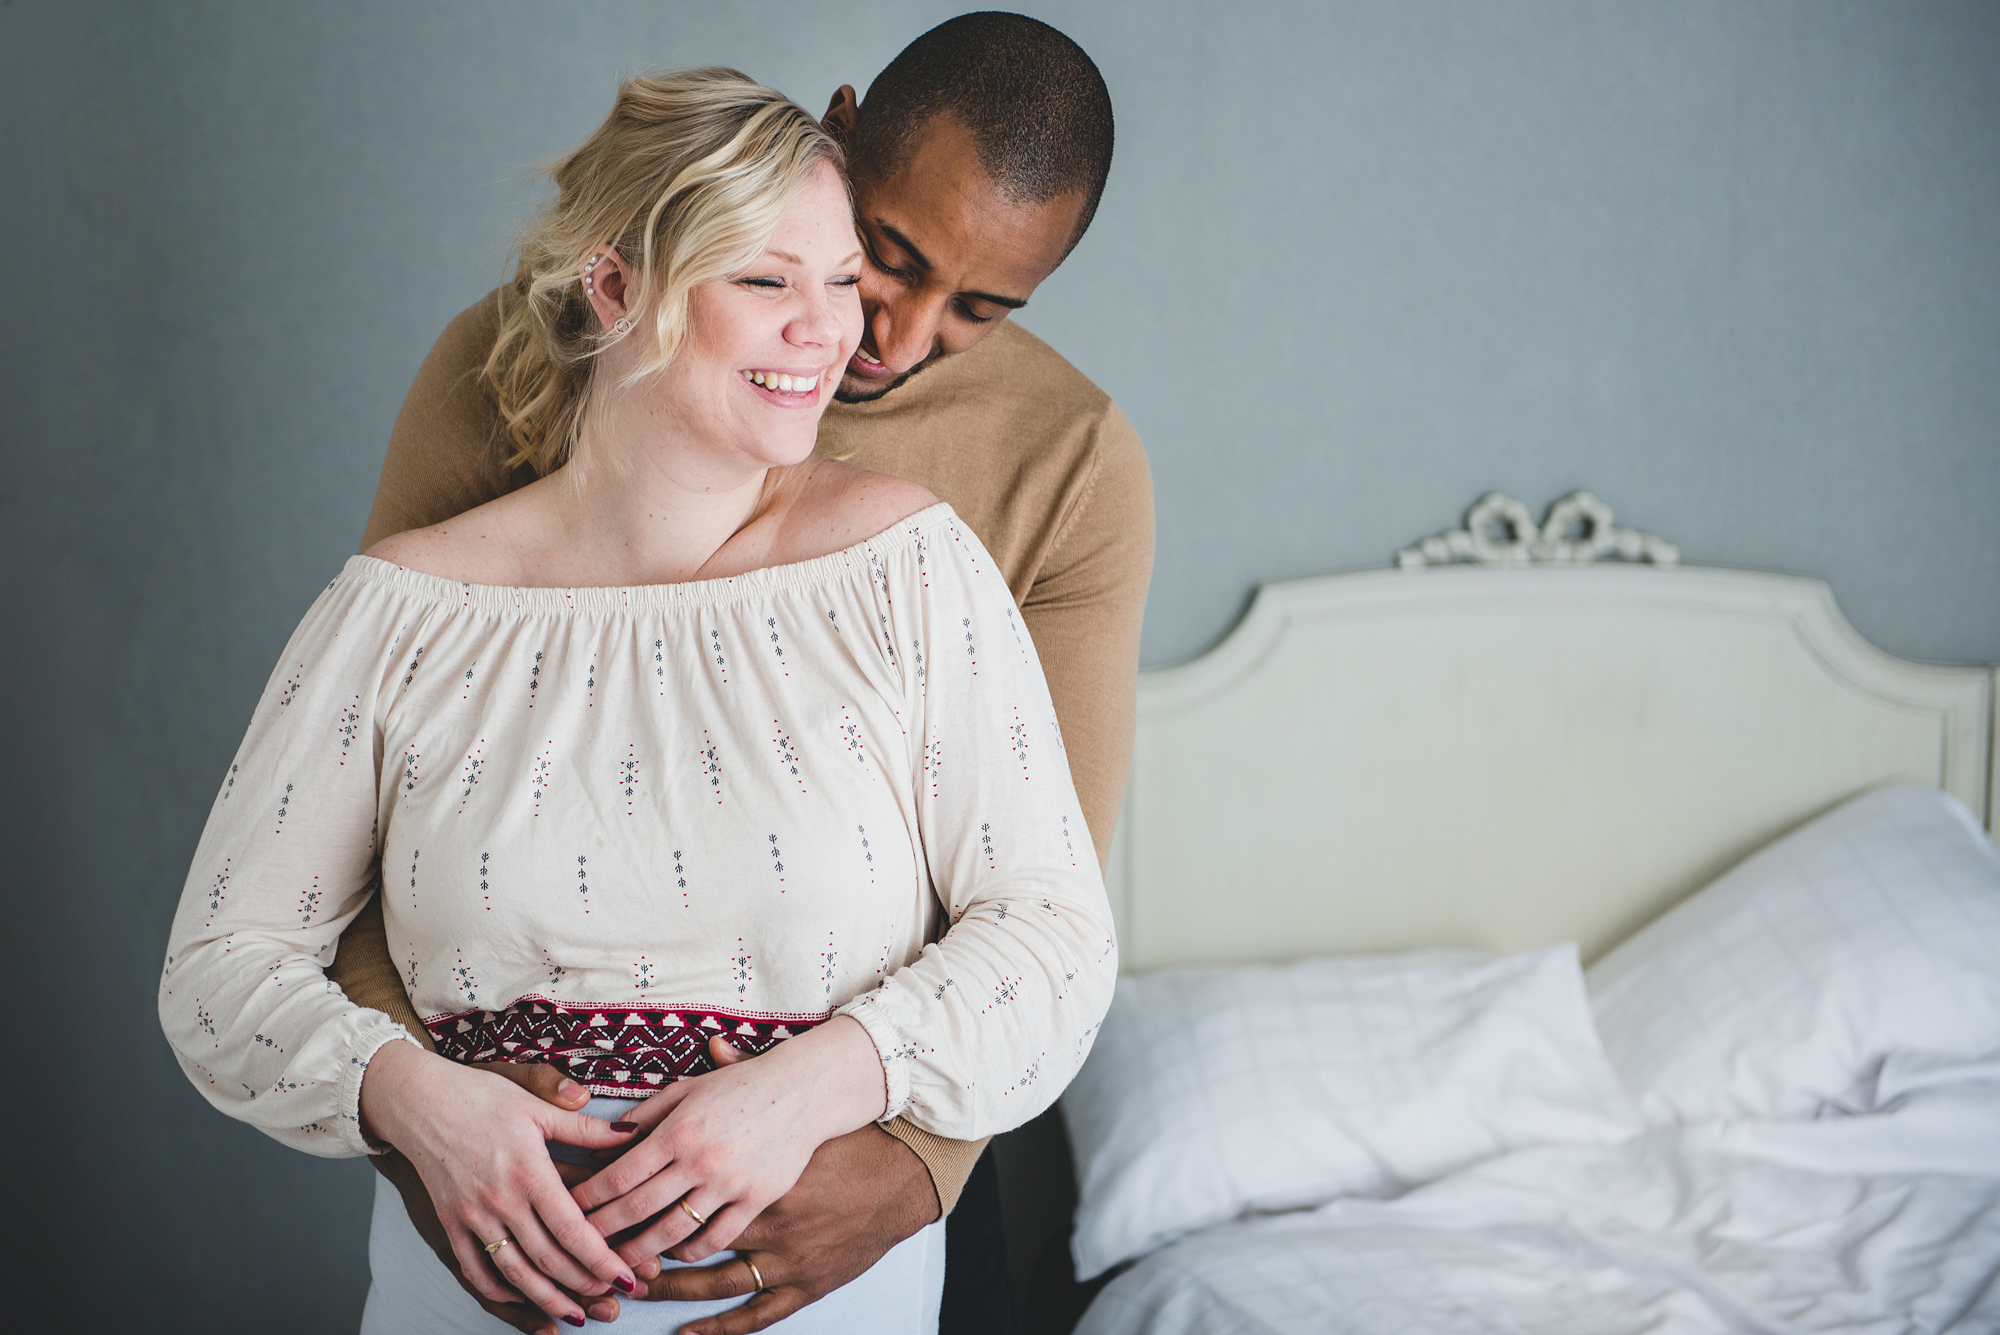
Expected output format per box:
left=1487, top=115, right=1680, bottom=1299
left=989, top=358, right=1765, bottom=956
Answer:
left=739, top=366, right=828, bottom=406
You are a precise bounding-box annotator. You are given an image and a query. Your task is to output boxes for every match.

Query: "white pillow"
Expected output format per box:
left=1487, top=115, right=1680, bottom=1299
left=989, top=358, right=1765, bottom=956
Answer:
left=1060, top=944, right=1639, bottom=1279
left=1587, top=784, right=2000, bottom=1125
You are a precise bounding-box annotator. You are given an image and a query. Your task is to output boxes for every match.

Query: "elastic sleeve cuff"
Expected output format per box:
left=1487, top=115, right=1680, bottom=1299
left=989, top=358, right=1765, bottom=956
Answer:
left=879, top=1119, right=989, bottom=1216
left=835, top=994, right=914, bottom=1122
left=336, top=1018, right=424, bottom=1157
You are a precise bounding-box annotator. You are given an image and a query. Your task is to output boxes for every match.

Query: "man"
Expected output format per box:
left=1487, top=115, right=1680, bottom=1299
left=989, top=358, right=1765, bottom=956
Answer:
left=331, top=13, right=1151, bottom=1334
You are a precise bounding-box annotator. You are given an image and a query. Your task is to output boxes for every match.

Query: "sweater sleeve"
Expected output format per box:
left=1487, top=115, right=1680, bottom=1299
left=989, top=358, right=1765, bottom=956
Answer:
left=836, top=515, right=1120, bottom=1139
left=159, top=573, right=423, bottom=1158
left=1021, top=405, right=1154, bottom=870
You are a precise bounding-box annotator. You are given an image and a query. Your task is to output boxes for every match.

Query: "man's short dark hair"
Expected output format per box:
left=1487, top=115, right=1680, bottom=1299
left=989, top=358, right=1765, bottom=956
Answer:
left=849, top=12, right=1115, bottom=253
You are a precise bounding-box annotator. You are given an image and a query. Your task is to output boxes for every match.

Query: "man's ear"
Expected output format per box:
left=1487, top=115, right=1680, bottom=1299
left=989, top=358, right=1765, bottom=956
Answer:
left=822, top=85, right=859, bottom=146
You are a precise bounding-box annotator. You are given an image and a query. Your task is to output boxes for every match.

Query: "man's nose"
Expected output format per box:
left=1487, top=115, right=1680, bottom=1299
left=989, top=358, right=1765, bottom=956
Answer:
left=871, top=290, right=949, bottom=373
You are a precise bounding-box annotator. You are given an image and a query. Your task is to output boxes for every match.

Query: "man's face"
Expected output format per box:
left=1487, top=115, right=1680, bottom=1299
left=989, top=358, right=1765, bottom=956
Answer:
left=828, top=102, right=1087, bottom=403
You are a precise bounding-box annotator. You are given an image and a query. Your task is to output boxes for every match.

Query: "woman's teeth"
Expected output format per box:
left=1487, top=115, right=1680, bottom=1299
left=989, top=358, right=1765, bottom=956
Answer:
left=742, top=370, right=819, bottom=394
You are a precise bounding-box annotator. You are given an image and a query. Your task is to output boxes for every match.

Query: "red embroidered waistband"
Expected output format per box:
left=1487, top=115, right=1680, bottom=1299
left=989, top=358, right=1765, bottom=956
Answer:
left=423, top=998, right=831, bottom=1096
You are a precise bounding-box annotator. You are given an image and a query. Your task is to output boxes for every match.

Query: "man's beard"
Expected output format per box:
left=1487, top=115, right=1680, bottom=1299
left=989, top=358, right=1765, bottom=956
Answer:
left=833, top=353, right=941, bottom=404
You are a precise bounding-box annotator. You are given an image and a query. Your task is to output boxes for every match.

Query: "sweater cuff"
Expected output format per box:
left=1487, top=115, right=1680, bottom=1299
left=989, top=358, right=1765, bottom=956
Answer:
left=336, top=1018, right=424, bottom=1157
left=835, top=994, right=914, bottom=1122
left=879, top=1119, right=989, bottom=1216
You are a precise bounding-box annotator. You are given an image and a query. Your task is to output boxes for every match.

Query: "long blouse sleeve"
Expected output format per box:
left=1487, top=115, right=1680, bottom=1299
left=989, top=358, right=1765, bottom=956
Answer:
left=837, top=517, right=1120, bottom=1138
left=159, top=576, right=422, bottom=1158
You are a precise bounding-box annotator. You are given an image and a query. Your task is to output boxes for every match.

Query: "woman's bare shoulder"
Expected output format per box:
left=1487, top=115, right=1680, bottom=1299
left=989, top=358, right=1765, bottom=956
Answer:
left=363, top=491, right=536, bottom=584
left=794, top=459, right=941, bottom=545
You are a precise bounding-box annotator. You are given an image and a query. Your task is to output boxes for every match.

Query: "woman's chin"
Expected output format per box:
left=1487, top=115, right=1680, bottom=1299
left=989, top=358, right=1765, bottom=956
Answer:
left=749, top=428, right=825, bottom=471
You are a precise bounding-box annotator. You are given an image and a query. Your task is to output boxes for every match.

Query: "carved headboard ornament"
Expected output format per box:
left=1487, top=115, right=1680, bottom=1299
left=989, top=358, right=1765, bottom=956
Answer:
left=1396, top=492, right=1679, bottom=569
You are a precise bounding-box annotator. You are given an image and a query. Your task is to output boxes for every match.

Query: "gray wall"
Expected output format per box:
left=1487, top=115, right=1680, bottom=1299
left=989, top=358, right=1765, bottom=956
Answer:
left=3, top=1, right=1994, bottom=1328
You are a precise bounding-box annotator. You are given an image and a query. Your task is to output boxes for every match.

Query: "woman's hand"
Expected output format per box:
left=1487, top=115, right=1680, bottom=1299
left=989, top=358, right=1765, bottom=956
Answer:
left=570, top=1015, right=889, bottom=1274
left=359, top=1041, right=642, bottom=1328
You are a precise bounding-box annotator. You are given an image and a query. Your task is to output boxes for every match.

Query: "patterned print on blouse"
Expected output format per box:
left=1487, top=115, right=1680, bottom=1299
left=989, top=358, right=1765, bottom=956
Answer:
left=530, top=743, right=554, bottom=817
left=766, top=616, right=790, bottom=678
left=838, top=707, right=867, bottom=769
left=330, top=695, right=358, bottom=767
left=699, top=729, right=722, bottom=805
left=427, top=999, right=830, bottom=1097
left=773, top=723, right=806, bottom=795
left=205, top=859, right=232, bottom=926
left=451, top=949, right=479, bottom=1007
left=457, top=739, right=486, bottom=812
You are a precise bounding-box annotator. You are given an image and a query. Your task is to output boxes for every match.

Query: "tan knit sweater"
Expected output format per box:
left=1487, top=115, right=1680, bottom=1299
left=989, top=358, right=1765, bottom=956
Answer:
left=333, top=293, right=1154, bottom=1211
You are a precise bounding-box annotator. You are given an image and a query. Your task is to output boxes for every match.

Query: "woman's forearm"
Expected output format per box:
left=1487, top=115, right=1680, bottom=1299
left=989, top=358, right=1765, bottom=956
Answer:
left=753, top=1014, right=889, bottom=1136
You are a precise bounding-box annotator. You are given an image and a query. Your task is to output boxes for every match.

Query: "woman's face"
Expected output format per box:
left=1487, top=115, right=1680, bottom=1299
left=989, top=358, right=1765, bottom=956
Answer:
left=642, top=163, right=864, bottom=471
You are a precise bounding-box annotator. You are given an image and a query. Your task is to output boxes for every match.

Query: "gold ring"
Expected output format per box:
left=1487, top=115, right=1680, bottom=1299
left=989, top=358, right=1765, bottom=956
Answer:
left=743, top=1255, right=766, bottom=1292
left=679, top=1198, right=707, bottom=1226
left=483, top=1237, right=510, bottom=1256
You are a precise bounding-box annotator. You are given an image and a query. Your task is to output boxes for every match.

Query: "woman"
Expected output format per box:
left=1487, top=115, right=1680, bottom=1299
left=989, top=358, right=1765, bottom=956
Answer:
left=159, top=69, right=1116, bottom=1333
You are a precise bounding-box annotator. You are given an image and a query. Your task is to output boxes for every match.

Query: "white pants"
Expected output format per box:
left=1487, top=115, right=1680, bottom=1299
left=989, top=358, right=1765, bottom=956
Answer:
left=359, top=1099, right=945, bottom=1334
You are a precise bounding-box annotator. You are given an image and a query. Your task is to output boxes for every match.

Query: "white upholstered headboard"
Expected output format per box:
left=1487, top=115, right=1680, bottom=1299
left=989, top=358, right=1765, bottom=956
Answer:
left=1107, top=494, right=1996, bottom=972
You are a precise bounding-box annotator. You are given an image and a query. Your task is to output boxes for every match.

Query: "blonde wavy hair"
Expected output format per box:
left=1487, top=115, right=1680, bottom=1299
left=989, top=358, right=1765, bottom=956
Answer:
left=485, top=68, right=844, bottom=474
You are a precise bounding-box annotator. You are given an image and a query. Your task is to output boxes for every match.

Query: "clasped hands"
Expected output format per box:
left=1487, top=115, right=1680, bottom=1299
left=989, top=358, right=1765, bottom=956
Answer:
left=361, top=1015, right=936, bottom=1335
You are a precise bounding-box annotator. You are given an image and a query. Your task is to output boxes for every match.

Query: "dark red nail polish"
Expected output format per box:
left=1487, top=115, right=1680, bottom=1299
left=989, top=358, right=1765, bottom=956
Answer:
left=563, top=1315, right=586, bottom=1328
left=612, top=1275, right=635, bottom=1293
left=610, top=1121, right=639, bottom=1132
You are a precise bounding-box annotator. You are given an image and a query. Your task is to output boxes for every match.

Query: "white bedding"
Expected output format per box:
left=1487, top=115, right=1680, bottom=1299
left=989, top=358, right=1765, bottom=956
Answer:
left=1075, top=1081, right=2000, bottom=1335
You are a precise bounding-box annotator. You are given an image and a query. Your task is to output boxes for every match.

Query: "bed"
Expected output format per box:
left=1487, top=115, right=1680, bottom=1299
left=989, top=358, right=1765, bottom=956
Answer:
left=1034, top=492, right=2000, bottom=1334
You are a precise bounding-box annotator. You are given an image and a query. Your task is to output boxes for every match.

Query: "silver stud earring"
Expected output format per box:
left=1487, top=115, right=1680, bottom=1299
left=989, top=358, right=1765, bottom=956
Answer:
left=613, top=317, right=633, bottom=335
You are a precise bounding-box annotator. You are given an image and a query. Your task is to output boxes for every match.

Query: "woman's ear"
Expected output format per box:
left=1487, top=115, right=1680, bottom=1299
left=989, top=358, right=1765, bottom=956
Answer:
left=581, top=246, right=636, bottom=333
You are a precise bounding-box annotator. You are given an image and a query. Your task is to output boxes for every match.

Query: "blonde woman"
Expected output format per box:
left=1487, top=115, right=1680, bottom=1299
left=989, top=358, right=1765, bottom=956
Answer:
left=159, top=69, right=1115, bottom=1334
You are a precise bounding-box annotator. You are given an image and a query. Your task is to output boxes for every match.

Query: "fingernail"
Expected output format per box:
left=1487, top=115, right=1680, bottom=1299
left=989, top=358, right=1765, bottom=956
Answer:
left=612, top=1275, right=635, bottom=1293
left=562, top=1316, right=586, bottom=1328
left=556, top=1078, right=581, bottom=1097
left=610, top=1121, right=639, bottom=1132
